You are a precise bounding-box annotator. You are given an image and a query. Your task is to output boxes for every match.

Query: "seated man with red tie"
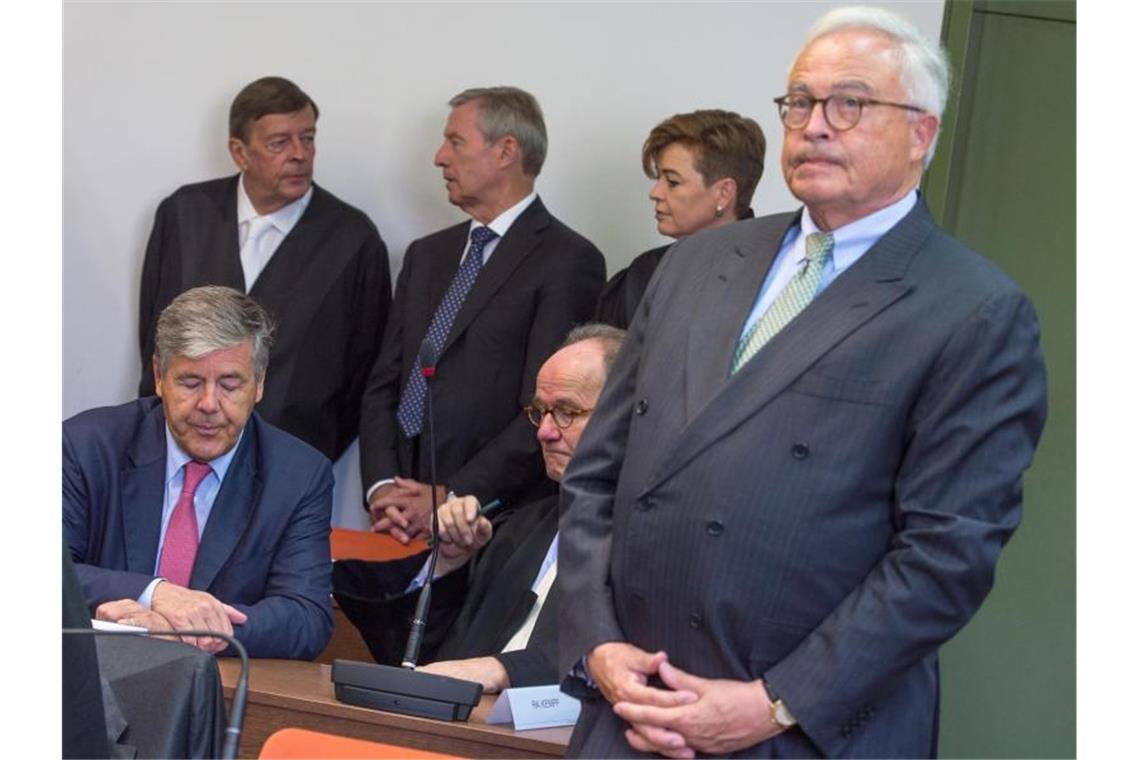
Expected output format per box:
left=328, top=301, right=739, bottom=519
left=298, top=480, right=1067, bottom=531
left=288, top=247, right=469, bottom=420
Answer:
left=64, top=286, right=333, bottom=660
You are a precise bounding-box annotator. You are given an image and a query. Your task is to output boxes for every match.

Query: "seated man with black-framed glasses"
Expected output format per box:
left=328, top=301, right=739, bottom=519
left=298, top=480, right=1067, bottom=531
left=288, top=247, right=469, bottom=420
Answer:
left=333, top=324, right=624, bottom=692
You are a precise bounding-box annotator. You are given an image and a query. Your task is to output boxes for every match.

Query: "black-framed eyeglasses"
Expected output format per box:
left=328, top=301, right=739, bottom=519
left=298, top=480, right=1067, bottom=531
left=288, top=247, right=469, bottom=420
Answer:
left=774, top=93, right=924, bottom=131
left=524, top=405, right=593, bottom=430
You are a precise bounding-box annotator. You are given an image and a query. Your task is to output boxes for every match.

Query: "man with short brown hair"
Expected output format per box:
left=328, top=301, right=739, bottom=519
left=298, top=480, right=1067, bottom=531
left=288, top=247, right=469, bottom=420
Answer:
left=139, top=75, right=390, bottom=462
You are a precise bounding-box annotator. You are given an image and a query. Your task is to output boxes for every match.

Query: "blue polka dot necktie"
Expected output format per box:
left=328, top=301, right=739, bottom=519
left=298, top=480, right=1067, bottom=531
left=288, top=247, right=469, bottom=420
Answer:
left=396, top=226, right=499, bottom=437
left=731, top=231, right=835, bottom=374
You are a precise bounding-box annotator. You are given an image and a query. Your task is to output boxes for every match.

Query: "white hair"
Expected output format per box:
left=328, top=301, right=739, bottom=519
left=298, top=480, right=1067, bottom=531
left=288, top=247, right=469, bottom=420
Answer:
left=803, top=5, right=951, bottom=167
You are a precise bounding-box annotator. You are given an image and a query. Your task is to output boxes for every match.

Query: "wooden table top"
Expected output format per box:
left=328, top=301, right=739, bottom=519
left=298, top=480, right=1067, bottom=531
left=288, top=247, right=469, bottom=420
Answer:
left=218, top=658, right=572, bottom=758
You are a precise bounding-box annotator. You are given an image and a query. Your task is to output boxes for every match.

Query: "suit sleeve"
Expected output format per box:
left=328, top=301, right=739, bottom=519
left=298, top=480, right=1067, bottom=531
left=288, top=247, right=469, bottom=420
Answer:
left=556, top=255, right=664, bottom=692
left=226, top=460, right=335, bottom=660
left=358, top=240, right=416, bottom=497
left=63, top=425, right=156, bottom=608
left=764, top=291, right=1047, bottom=755
left=494, top=583, right=560, bottom=688
left=334, top=223, right=391, bottom=458
left=447, top=239, right=606, bottom=504
left=138, top=198, right=173, bottom=397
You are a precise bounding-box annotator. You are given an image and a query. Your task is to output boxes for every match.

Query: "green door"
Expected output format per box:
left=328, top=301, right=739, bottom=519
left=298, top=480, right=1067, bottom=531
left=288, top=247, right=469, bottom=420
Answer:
left=924, top=2, right=1076, bottom=757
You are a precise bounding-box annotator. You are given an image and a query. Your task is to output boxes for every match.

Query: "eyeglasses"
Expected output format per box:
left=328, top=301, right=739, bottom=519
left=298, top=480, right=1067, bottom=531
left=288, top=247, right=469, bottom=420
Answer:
left=774, top=93, right=924, bottom=131
left=524, top=405, right=593, bottom=430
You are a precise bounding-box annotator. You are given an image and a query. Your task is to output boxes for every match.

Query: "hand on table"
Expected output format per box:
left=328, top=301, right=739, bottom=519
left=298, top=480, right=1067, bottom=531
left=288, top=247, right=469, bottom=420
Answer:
left=417, top=656, right=509, bottom=693
left=150, top=581, right=247, bottom=653
left=95, top=598, right=175, bottom=634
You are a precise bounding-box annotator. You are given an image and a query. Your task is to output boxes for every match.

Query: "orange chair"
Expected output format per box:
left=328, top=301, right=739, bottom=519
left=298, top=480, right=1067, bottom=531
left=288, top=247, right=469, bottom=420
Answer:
left=331, top=528, right=427, bottom=562
left=258, top=727, right=465, bottom=759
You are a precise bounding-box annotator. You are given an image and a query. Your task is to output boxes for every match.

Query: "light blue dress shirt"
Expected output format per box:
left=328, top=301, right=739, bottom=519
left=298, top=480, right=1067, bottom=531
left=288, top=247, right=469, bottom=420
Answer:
left=738, top=190, right=919, bottom=342
left=138, top=427, right=242, bottom=608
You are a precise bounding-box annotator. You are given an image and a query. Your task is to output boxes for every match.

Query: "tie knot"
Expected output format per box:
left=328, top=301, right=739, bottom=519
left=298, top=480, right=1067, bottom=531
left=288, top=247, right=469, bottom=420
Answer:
left=245, top=216, right=274, bottom=242
left=805, top=232, right=835, bottom=262
left=469, top=226, right=498, bottom=248
left=182, top=461, right=212, bottom=494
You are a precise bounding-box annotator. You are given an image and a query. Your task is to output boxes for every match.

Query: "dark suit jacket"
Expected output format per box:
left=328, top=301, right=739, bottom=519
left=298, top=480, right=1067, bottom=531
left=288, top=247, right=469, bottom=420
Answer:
left=138, top=175, right=391, bottom=461
left=333, top=494, right=560, bottom=688
left=594, top=244, right=670, bottom=330
left=558, top=201, right=1048, bottom=757
left=596, top=211, right=754, bottom=329
left=63, top=398, right=334, bottom=660
left=359, top=197, right=605, bottom=507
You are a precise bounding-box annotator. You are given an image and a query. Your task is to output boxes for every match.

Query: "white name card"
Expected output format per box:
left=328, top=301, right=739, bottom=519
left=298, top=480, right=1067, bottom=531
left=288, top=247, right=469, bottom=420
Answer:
left=486, top=684, right=581, bottom=730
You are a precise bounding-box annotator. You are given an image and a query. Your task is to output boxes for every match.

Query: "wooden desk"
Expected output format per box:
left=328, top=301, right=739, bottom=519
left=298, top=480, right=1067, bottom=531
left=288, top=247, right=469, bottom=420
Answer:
left=219, top=659, right=571, bottom=759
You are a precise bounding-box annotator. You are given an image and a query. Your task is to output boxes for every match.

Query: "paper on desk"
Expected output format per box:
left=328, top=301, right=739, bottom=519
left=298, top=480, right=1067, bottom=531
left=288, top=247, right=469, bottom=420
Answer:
left=486, top=684, right=581, bottom=730
left=91, top=619, right=147, bottom=632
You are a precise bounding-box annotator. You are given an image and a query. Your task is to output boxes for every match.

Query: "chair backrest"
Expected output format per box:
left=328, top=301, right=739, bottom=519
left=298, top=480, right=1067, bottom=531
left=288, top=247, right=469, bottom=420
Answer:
left=258, top=728, right=465, bottom=759
left=331, top=528, right=427, bottom=561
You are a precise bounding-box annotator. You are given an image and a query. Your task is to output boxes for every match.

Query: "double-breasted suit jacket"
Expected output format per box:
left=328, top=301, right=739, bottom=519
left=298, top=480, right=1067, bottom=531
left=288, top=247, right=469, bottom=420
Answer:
left=558, top=201, right=1047, bottom=757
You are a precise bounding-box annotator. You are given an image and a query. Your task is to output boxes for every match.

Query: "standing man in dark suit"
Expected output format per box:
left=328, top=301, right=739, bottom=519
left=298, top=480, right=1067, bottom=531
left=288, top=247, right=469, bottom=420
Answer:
left=68, top=287, right=333, bottom=660
left=139, top=76, right=390, bottom=462
left=336, top=325, right=624, bottom=692
left=558, top=6, right=1048, bottom=758
left=360, top=86, right=605, bottom=542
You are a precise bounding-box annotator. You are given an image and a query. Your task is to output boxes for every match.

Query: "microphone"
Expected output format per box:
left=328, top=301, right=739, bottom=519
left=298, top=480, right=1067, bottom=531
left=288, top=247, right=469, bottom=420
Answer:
left=331, top=337, right=483, bottom=721
left=63, top=628, right=249, bottom=760
left=402, top=339, right=441, bottom=669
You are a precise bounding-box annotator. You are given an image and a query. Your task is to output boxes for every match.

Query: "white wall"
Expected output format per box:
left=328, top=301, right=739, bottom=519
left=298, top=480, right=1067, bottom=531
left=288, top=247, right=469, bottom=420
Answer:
left=63, top=1, right=944, bottom=528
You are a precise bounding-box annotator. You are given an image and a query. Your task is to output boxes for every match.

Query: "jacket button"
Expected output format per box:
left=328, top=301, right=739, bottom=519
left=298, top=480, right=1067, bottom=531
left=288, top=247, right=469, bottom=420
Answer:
left=791, top=442, right=810, bottom=459
left=635, top=399, right=649, bottom=415
left=706, top=520, right=724, bottom=536
left=688, top=612, right=703, bottom=629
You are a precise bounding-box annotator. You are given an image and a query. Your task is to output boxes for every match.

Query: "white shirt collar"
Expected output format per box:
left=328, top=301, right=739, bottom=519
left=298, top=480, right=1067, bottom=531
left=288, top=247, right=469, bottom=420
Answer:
left=800, top=189, right=918, bottom=272
left=163, top=424, right=243, bottom=485
left=236, top=174, right=313, bottom=236
left=473, top=191, right=538, bottom=239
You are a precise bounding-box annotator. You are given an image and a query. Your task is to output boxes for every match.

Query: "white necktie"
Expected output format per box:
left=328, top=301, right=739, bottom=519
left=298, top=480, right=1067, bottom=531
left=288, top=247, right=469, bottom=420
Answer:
left=240, top=216, right=276, bottom=290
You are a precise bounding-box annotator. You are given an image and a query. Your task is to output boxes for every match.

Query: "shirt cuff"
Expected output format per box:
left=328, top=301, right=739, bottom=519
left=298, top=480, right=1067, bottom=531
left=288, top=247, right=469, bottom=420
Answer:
left=366, top=478, right=396, bottom=502
left=139, top=578, right=164, bottom=609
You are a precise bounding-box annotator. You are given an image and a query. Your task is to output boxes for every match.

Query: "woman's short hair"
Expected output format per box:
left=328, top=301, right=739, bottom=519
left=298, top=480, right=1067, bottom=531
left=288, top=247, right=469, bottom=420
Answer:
left=641, top=109, right=767, bottom=219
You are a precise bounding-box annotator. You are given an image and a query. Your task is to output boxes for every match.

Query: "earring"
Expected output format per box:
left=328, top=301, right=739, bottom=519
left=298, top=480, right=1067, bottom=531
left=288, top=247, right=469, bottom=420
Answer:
left=715, top=205, right=725, bottom=218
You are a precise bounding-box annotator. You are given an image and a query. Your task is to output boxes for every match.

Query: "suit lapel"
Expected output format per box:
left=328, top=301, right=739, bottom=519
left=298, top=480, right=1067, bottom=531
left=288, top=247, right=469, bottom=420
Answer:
left=249, top=184, right=327, bottom=299
left=683, top=213, right=796, bottom=423
left=191, top=176, right=244, bottom=290
left=192, top=417, right=262, bottom=590
left=651, top=202, right=935, bottom=489
left=440, top=198, right=551, bottom=356
left=120, top=405, right=169, bottom=575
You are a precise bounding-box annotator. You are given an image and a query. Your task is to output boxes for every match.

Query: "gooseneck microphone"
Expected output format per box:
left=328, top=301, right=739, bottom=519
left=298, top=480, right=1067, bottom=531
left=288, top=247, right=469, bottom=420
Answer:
left=331, top=337, right=483, bottom=720
left=402, top=338, right=442, bottom=669
left=62, top=628, right=249, bottom=760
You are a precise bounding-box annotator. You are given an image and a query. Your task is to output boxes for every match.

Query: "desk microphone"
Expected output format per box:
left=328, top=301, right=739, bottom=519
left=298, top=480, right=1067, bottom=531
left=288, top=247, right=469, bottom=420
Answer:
left=402, top=338, right=442, bottom=669
left=62, top=628, right=249, bottom=760
left=331, top=338, right=483, bottom=721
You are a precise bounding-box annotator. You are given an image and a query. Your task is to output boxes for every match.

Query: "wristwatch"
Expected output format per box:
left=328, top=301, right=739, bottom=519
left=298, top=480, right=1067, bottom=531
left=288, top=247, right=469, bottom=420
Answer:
left=763, top=681, right=798, bottom=728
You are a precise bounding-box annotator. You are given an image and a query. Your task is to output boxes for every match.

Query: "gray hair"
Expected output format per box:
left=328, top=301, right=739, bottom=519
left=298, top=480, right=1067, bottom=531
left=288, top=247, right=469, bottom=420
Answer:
left=803, top=5, right=950, bottom=167
left=562, top=323, right=626, bottom=374
left=155, top=286, right=275, bottom=378
left=449, top=86, right=548, bottom=177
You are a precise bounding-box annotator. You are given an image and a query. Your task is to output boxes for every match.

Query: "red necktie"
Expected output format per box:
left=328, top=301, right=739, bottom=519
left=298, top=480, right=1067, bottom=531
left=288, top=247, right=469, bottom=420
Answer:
left=157, top=461, right=212, bottom=588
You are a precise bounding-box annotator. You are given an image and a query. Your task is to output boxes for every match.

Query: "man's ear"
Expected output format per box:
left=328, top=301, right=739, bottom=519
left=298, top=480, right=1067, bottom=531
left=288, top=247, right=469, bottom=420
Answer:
left=496, top=135, right=520, bottom=169
left=151, top=355, right=164, bottom=399
left=910, top=113, right=939, bottom=164
left=228, top=137, right=250, bottom=172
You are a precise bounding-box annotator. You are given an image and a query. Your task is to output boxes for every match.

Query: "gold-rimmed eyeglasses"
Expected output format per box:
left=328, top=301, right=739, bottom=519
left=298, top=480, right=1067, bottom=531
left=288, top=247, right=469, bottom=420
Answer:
left=774, top=93, right=924, bottom=131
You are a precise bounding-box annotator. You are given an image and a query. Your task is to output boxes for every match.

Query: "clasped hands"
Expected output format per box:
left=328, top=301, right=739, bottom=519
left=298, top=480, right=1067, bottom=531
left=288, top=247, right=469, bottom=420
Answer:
left=368, top=477, right=449, bottom=543
left=94, top=582, right=247, bottom=654
left=587, top=641, right=784, bottom=758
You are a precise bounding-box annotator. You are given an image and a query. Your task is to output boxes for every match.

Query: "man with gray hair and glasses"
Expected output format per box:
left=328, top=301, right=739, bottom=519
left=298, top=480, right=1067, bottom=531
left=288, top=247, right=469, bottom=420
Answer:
left=65, top=286, right=334, bottom=660
left=360, top=86, right=604, bottom=544
left=558, top=6, right=1047, bottom=757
